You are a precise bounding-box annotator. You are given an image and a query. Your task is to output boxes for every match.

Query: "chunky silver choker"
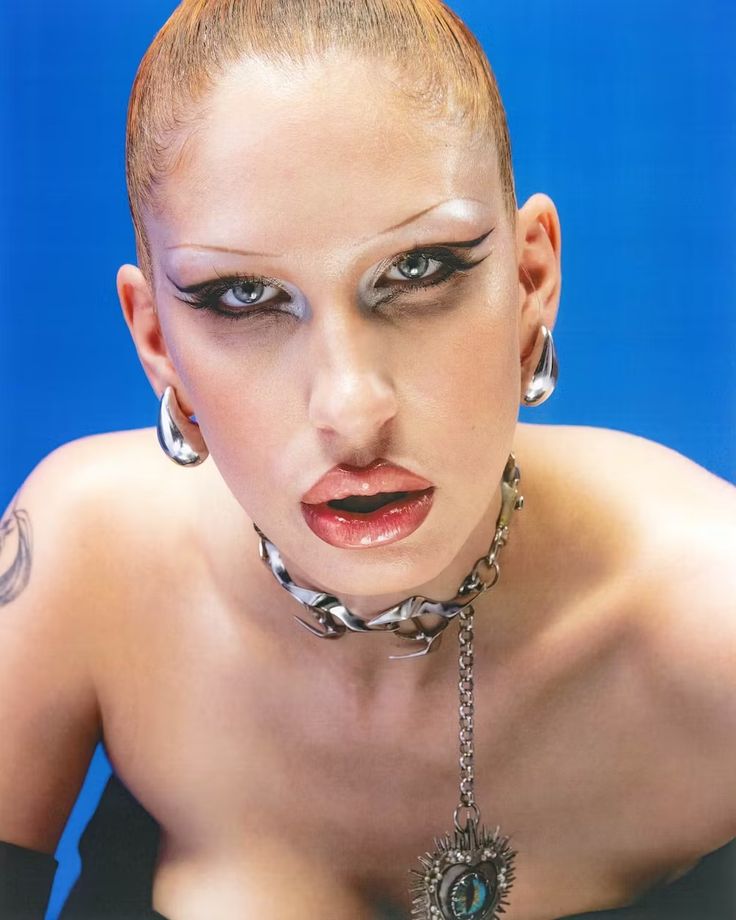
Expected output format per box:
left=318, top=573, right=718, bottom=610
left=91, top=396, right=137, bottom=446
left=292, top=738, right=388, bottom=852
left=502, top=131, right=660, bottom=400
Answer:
left=253, top=453, right=523, bottom=659
left=253, top=453, right=522, bottom=920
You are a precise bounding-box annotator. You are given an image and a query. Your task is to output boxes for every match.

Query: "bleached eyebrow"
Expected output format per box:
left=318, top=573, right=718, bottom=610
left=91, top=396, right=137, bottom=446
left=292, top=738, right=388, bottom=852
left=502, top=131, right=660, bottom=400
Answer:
left=165, top=197, right=492, bottom=257
left=363, top=197, right=489, bottom=241
left=165, top=242, right=281, bottom=257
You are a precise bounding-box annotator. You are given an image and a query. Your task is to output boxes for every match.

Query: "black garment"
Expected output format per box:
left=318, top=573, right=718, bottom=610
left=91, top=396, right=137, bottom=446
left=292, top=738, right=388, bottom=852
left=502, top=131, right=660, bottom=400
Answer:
left=3, top=772, right=735, bottom=919
left=0, top=839, right=57, bottom=920
left=0, top=774, right=165, bottom=920
left=564, top=837, right=736, bottom=919
left=60, top=774, right=164, bottom=920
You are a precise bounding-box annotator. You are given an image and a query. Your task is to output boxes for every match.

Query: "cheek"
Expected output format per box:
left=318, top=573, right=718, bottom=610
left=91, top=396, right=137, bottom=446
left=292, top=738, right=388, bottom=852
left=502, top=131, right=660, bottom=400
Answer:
left=407, top=280, right=520, bottom=434
left=192, top=359, right=294, bottom=507
left=406, top=280, right=521, bottom=500
left=158, top=314, right=290, bottom=502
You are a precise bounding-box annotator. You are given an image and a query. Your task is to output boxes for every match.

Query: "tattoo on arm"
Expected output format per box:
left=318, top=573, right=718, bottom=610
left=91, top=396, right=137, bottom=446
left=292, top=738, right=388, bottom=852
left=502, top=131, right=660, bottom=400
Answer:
left=0, top=506, right=33, bottom=605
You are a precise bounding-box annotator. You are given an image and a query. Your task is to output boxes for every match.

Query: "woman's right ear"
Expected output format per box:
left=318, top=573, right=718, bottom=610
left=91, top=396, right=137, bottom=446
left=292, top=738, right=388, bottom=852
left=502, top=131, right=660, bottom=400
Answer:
left=116, top=263, right=175, bottom=398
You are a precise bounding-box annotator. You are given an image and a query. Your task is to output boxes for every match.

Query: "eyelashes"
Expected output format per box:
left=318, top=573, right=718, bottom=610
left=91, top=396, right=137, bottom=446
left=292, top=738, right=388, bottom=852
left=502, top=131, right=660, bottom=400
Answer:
left=169, top=235, right=493, bottom=321
left=174, top=272, right=291, bottom=318
left=374, top=247, right=487, bottom=307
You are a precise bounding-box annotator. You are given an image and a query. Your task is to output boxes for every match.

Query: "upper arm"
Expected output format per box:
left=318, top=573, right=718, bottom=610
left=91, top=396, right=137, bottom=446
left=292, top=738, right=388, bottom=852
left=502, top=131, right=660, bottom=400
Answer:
left=0, top=440, right=105, bottom=853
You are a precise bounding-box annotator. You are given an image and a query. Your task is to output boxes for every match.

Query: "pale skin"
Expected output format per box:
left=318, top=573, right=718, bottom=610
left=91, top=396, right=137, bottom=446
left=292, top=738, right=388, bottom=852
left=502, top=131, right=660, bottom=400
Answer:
left=1, top=51, right=735, bottom=920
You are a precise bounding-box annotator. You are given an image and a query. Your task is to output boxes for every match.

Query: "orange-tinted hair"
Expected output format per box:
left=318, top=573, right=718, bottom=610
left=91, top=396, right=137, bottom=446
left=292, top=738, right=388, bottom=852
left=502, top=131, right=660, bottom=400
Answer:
left=126, top=0, right=516, bottom=281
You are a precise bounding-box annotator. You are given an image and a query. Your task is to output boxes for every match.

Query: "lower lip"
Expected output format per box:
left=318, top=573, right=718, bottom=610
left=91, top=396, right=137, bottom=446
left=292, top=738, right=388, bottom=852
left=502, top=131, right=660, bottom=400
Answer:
left=300, top=489, right=435, bottom=548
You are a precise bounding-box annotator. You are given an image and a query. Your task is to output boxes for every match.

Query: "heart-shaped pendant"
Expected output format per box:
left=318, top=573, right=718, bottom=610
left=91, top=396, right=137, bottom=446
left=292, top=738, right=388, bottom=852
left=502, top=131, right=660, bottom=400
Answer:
left=410, top=823, right=516, bottom=919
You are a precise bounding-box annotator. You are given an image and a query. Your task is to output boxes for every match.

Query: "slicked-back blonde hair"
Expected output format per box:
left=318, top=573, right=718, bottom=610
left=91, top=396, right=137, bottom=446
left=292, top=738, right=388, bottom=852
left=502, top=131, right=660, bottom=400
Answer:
left=126, top=0, right=515, bottom=282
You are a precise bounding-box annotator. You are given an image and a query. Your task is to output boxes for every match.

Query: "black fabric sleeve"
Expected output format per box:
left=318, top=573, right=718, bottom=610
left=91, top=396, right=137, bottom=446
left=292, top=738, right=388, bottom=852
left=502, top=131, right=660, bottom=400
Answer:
left=0, top=838, right=58, bottom=920
left=60, top=773, right=166, bottom=920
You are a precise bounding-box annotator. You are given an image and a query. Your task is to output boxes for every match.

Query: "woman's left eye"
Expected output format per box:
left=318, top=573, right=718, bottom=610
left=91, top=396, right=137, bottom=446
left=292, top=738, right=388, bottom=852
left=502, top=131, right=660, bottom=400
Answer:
left=376, top=248, right=478, bottom=295
left=384, top=252, right=445, bottom=282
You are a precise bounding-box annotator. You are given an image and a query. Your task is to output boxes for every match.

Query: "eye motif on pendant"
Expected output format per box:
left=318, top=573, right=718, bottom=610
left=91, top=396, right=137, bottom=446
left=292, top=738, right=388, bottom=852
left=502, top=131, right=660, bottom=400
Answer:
left=411, top=824, right=516, bottom=919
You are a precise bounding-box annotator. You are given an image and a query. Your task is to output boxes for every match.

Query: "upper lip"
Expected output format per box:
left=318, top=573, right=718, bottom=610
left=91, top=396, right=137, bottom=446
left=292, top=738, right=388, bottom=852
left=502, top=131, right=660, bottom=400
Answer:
left=301, top=459, right=434, bottom=505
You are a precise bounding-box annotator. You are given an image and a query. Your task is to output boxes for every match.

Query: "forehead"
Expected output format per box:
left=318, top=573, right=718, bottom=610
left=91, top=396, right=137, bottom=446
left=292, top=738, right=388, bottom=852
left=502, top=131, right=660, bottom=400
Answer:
left=149, top=53, right=501, bottom=258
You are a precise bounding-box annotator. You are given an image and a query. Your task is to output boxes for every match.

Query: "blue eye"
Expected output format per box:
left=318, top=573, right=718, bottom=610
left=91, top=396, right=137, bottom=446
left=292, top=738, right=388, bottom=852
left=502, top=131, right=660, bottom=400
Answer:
left=220, top=280, right=282, bottom=308
left=385, top=252, right=446, bottom=282
left=372, top=246, right=486, bottom=306
left=168, top=236, right=491, bottom=321
left=171, top=273, right=293, bottom=319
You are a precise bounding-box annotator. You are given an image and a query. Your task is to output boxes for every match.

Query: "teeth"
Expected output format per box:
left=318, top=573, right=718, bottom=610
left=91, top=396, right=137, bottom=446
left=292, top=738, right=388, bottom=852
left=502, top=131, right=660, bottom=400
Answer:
left=327, top=491, right=408, bottom=513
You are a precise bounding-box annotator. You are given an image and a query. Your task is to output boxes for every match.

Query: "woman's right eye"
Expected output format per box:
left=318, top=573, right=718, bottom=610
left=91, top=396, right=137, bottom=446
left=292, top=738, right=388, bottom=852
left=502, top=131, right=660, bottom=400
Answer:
left=171, top=274, right=292, bottom=319
left=220, top=280, right=282, bottom=309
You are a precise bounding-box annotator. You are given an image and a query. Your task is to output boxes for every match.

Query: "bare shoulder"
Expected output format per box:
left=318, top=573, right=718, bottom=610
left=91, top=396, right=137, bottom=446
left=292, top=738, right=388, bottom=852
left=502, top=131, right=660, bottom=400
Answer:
left=19, top=425, right=201, bottom=512
left=520, top=423, right=736, bottom=839
left=517, top=421, right=735, bottom=555
left=565, top=422, right=732, bottom=568
left=518, top=421, right=734, bottom=504
left=0, top=428, right=226, bottom=849
left=4, top=427, right=209, bottom=604
left=521, top=420, right=735, bottom=634
left=11, top=426, right=177, bottom=499
left=0, top=428, right=194, bottom=850
left=5, top=427, right=157, bottom=569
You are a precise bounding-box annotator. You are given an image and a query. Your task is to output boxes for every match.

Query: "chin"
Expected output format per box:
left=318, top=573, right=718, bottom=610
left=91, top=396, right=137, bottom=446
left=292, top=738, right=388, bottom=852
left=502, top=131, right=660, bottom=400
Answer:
left=255, top=480, right=493, bottom=600
left=281, top=525, right=466, bottom=605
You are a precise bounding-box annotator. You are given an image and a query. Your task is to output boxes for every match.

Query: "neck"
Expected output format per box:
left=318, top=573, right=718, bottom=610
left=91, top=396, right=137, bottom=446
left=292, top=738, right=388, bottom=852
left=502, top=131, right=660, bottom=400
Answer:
left=256, top=481, right=531, bottom=682
left=200, top=445, right=544, bottom=685
left=276, top=484, right=506, bottom=621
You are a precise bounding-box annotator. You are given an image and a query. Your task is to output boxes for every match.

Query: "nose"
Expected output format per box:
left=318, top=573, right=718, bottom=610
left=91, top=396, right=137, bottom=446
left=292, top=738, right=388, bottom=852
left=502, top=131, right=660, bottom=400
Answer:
left=306, top=309, right=398, bottom=450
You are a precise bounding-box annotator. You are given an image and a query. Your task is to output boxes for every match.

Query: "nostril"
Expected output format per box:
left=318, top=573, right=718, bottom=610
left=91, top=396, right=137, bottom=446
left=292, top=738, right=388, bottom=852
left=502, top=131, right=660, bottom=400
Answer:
left=307, top=364, right=398, bottom=440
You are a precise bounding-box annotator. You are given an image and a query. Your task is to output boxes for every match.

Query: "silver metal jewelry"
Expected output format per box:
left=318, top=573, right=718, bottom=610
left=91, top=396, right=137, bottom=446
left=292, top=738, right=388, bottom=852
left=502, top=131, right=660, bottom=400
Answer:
left=522, top=324, right=558, bottom=406
left=253, top=453, right=523, bottom=659
left=156, top=385, right=209, bottom=467
left=410, top=604, right=516, bottom=919
left=254, top=454, right=523, bottom=917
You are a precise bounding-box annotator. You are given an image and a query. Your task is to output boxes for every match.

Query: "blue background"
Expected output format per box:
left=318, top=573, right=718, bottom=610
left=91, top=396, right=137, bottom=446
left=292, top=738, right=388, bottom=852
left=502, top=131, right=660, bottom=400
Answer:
left=1, top=1, right=734, bottom=916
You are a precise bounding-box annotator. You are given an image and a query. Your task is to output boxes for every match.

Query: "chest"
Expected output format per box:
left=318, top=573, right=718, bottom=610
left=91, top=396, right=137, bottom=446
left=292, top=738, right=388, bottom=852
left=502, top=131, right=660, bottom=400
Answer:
left=97, top=594, right=719, bottom=918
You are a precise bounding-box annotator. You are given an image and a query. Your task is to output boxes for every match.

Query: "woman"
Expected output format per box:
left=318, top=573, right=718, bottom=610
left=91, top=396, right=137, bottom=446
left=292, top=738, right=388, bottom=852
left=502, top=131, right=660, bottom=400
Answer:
left=1, top=1, right=734, bottom=918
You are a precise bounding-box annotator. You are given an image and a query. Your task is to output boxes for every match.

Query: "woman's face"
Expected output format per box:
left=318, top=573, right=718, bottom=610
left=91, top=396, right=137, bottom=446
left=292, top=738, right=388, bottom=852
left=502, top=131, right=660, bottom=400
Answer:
left=133, top=52, right=542, bottom=607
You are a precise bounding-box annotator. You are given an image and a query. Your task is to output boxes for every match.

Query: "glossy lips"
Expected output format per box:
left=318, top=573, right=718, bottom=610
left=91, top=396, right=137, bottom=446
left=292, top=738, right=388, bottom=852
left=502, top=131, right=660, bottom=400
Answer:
left=301, top=459, right=435, bottom=548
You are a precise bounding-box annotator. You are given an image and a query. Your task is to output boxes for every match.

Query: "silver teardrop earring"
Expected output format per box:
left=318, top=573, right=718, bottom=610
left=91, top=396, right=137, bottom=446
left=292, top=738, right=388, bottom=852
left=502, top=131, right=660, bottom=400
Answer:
left=156, top=385, right=209, bottom=466
left=522, top=324, right=558, bottom=406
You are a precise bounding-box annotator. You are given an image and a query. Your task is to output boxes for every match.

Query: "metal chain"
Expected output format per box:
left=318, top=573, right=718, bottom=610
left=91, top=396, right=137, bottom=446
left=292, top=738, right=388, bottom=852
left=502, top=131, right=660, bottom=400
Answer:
left=454, top=602, right=480, bottom=833
left=253, top=454, right=522, bottom=656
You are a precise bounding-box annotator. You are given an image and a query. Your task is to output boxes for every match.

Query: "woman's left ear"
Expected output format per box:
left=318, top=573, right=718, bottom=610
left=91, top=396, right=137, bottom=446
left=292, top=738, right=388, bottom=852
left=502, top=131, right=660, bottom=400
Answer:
left=515, top=193, right=562, bottom=383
